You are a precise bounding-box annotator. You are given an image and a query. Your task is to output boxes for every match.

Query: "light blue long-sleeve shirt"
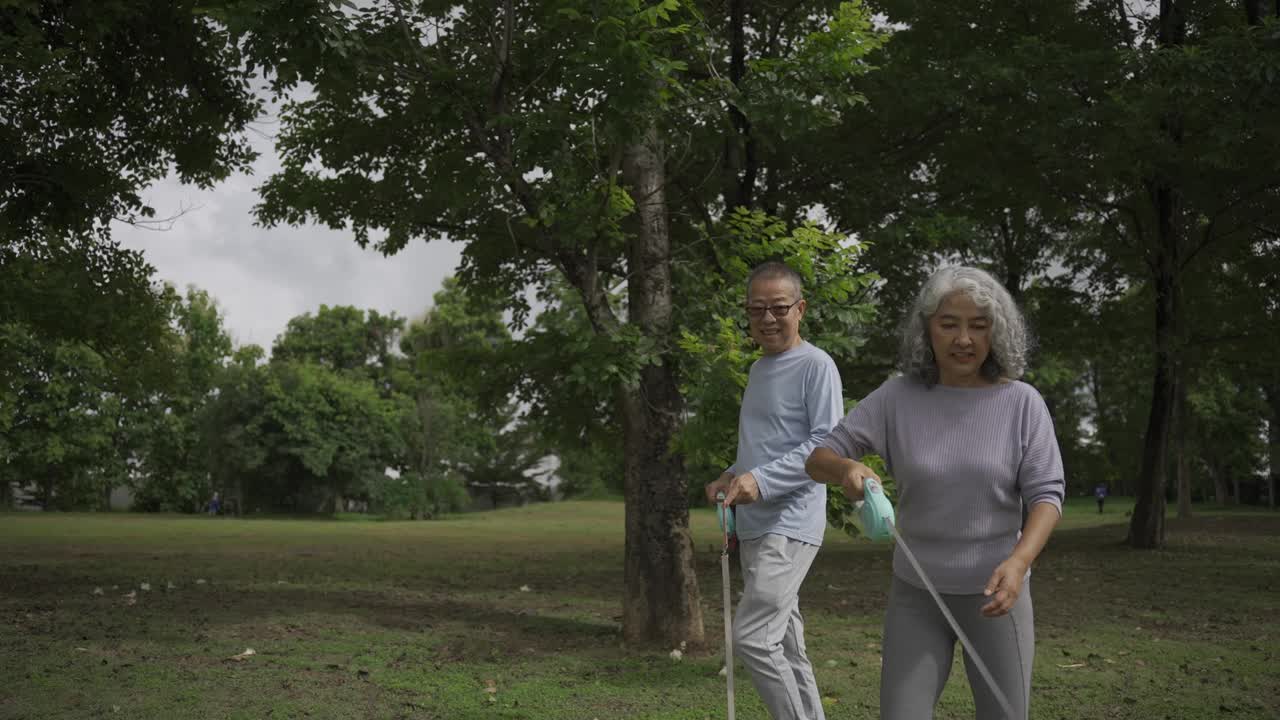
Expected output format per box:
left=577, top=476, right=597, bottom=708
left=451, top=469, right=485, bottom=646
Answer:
left=727, top=341, right=843, bottom=546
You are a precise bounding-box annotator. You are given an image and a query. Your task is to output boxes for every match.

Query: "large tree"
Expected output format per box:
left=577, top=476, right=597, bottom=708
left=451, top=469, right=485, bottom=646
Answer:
left=246, top=0, right=883, bottom=644
left=395, top=279, right=542, bottom=515
left=816, top=0, right=1280, bottom=546
left=130, top=288, right=235, bottom=512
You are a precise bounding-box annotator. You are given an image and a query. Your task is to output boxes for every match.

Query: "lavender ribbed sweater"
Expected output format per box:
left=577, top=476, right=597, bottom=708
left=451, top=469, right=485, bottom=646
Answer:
left=821, top=376, right=1065, bottom=593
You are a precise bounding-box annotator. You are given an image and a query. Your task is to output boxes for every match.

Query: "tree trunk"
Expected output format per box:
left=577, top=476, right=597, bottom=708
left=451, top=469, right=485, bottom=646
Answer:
left=1128, top=258, right=1176, bottom=547
left=1210, top=463, right=1229, bottom=505
left=1128, top=0, right=1185, bottom=549
left=723, top=0, right=756, bottom=212
left=41, top=472, right=55, bottom=510
left=619, top=127, right=705, bottom=647
left=1245, top=0, right=1269, bottom=25
left=1175, top=383, right=1192, bottom=519
left=1089, top=363, right=1122, bottom=493
left=1265, top=383, right=1280, bottom=510
left=1128, top=181, right=1181, bottom=548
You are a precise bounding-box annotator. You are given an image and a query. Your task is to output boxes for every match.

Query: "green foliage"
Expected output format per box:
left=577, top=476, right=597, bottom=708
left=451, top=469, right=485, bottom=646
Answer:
left=368, top=468, right=470, bottom=520
left=272, top=305, right=404, bottom=390
left=393, top=280, right=544, bottom=515
left=0, top=237, right=175, bottom=385
left=130, top=288, right=235, bottom=512
left=0, top=323, right=119, bottom=510
left=0, top=1, right=261, bottom=378
left=198, top=346, right=271, bottom=512
left=258, top=360, right=402, bottom=512
left=745, top=1, right=886, bottom=134
left=0, top=0, right=260, bottom=239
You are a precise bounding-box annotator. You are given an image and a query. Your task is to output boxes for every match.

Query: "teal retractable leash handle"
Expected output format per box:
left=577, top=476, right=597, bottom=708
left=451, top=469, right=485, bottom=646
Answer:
left=855, top=478, right=895, bottom=542
left=715, top=492, right=736, bottom=720
left=856, top=479, right=1017, bottom=720
left=716, top=492, right=736, bottom=544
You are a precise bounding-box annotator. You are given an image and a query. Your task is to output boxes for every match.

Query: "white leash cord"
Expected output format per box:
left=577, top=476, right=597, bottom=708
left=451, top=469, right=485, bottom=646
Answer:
left=721, top=542, right=736, bottom=720
left=887, top=517, right=1018, bottom=720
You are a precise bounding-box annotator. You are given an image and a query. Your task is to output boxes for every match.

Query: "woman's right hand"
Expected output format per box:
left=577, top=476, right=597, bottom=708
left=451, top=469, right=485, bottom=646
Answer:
left=840, top=461, right=879, bottom=502
left=807, top=447, right=880, bottom=501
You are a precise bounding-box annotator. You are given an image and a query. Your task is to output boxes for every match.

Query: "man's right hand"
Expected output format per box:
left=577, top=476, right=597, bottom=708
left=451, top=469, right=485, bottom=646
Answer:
left=840, top=461, right=880, bottom=502
left=705, top=473, right=733, bottom=504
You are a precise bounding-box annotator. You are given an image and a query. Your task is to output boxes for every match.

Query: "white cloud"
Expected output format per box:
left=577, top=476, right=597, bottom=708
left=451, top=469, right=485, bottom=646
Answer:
left=112, top=122, right=462, bottom=352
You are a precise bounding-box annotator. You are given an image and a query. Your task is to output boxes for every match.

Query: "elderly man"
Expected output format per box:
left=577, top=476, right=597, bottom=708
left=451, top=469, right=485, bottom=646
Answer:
left=705, top=260, right=843, bottom=720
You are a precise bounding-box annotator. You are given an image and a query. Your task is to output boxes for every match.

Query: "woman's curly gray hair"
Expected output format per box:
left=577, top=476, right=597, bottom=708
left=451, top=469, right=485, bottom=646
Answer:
left=898, top=266, right=1031, bottom=385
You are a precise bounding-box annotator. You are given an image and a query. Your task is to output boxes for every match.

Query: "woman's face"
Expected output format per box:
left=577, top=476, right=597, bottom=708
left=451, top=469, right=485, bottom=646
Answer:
left=928, top=291, right=993, bottom=387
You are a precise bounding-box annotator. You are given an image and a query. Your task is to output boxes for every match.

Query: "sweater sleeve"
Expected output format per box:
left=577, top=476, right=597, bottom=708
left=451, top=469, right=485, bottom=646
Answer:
left=750, top=353, right=844, bottom=501
left=1018, top=387, right=1066, bottom=514
left=820, top=379, right=891, bottom=461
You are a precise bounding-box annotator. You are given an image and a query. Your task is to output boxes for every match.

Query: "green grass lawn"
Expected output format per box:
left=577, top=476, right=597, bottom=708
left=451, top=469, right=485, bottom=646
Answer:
left=1, top=498, right=1276, bottom=719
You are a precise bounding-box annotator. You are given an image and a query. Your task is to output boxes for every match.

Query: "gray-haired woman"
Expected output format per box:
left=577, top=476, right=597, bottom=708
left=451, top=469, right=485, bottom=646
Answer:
left=806, top=266, right=1065, bottom=720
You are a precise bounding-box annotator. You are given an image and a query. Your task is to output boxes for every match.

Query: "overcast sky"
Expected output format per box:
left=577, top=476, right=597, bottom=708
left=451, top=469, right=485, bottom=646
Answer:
left=111, top=123, right=463, bottom=352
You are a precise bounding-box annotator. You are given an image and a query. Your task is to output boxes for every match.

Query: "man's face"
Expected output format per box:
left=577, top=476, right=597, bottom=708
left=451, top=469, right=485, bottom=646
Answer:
left=746, top=275, right=805, bottom=355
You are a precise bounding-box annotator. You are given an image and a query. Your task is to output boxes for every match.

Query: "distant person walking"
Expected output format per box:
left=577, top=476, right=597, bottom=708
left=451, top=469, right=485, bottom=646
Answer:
left=1094, top=483, right=1107, bottom=514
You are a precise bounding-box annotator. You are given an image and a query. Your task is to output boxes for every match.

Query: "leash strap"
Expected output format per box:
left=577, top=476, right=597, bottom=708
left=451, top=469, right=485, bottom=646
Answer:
left=887, top=516, right=1017, bottom=720
left=716, top=492, right=736, bottom=720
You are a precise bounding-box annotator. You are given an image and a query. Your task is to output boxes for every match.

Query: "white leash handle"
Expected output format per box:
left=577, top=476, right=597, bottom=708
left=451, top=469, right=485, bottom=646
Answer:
left=716, top=492, right=736, bottom=720
left=886, top=517, right=1017, bottom=720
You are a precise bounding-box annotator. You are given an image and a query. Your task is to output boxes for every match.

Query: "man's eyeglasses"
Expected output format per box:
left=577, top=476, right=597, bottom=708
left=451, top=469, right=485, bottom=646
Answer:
left=745, top=300, right=802, bottom=320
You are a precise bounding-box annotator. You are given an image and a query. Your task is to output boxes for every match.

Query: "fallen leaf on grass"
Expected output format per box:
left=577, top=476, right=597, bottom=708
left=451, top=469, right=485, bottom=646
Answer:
left=228, top=648, right=256, bottom=662
left=483, top=678, right=498, bottom=703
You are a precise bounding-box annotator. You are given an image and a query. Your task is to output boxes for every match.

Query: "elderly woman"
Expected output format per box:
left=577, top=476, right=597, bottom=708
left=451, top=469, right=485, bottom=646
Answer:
left=806, top=266, right=1064, bottom=720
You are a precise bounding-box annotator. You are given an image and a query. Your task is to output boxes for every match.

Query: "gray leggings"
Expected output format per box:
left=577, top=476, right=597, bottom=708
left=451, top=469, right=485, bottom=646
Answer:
left=880, top=576, right=1034, bottom=720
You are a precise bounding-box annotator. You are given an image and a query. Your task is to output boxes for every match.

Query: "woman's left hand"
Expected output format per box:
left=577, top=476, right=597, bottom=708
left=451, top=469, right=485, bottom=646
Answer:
left=981, top=556, right=1029, bottom=617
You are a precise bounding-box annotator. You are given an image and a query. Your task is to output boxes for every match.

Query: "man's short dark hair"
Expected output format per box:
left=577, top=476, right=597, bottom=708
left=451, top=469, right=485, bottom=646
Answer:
left=747, top=260, right=803, bottom=298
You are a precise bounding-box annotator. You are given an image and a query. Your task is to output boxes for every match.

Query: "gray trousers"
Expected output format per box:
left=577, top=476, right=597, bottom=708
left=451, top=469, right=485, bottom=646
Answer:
left=880, top=576, right=1035, bottom=720
left=734, top=533, right=825, bottom=720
